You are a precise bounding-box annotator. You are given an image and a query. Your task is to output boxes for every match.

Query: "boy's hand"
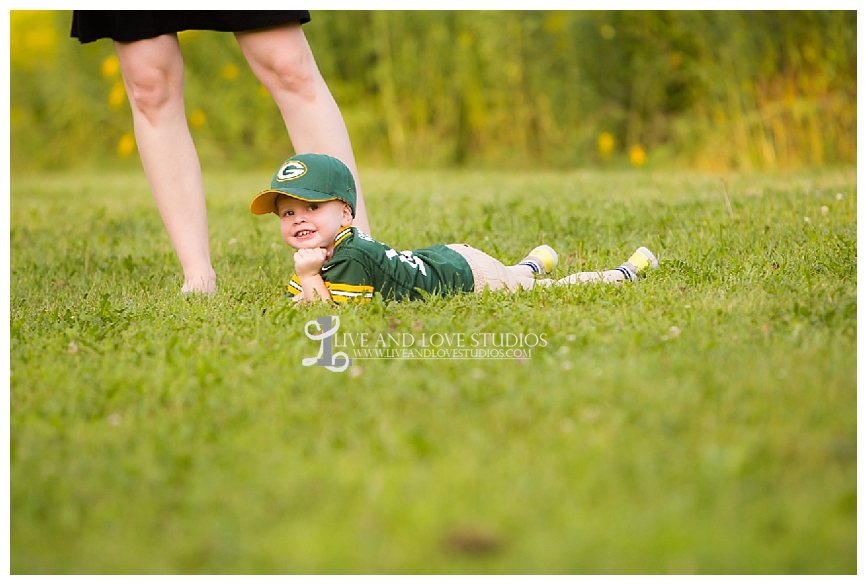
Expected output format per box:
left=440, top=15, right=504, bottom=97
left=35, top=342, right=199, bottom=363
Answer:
left=294, top=248, right=329, bottom=278
left=293, top=248, right=333, bottom=304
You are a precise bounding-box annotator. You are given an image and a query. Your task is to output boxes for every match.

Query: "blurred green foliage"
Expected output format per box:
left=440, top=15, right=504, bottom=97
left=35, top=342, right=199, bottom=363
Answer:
left=10, top=10, right=856, bottom=172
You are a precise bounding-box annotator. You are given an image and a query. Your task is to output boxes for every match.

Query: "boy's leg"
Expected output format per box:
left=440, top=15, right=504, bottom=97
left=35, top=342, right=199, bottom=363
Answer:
left=554, top=270, right=628, bottom=285
left=450, top=243, right=560, bottom=291
left=509, top=263, right=536, bottom=281
left=505, top=244, right=559, bottom=287
left=512, top=269, right=625, bottom=287
left=114, top=35, right=216, bottom=294
left=234, top=24, right=371, bottom=235
left=505, top=266, right=628, bottom=286
left=447, top=245, right=535, bottom=292
left=450, top=244, right=658, bottom=292
left=553, top=247, right=659, bottom=286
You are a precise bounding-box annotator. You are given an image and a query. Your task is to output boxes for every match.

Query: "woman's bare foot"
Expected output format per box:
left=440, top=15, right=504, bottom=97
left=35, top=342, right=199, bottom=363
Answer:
left=182, top=271, right=217, bottom=294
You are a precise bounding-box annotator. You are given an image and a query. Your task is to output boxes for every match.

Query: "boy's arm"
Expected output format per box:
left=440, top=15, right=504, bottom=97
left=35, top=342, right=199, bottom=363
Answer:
left=288, top=248, right=374, bottom=304
left=294, top=248, right=333, bottom=303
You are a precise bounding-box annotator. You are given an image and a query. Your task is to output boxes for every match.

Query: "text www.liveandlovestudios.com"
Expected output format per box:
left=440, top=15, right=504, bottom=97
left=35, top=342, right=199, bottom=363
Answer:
left=303, top=316, right=548, bottom=372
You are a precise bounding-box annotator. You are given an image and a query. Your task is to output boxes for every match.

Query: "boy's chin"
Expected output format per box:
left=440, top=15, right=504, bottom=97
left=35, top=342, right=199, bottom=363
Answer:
left=292, top=241, right=324, bottom=249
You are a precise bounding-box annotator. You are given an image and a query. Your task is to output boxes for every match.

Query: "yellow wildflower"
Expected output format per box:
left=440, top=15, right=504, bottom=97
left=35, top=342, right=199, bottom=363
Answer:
left=24, top=26, right=57, bottom=53
left=101, top=55, right=120, bottom=78
left=118, top=133, right=136, bottom=157
left=11, top=11, right=58, bottom=68
left=222, top=63, right=239, bottom=80
left=189, top=109, right=207, bottom=128
left=108, top=80, right=126, bottom=110
left=629, top=145, right=647, bottom=167
left=597, top=132, right=615, bottom=158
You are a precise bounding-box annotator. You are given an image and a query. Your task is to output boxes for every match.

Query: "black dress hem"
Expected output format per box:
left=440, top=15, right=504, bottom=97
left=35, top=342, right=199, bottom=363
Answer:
left=71, top=10, right=311, bottom=44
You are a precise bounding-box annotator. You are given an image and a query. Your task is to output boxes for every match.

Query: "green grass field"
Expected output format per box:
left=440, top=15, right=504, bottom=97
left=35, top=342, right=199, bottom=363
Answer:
left=10, top=167, right=856, bottom=573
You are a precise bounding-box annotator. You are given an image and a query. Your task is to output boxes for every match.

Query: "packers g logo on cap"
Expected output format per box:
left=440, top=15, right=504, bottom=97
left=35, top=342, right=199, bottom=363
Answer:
left=276, top=160, right=308, bottom=182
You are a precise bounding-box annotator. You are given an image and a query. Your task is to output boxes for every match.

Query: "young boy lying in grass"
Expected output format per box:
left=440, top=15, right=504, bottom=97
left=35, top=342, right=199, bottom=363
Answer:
left=251, top=154, right=658, bottom=304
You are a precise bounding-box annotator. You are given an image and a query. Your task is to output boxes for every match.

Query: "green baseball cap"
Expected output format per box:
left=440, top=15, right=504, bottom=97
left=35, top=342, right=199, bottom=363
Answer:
left=250, top=153, right=357, bottom=217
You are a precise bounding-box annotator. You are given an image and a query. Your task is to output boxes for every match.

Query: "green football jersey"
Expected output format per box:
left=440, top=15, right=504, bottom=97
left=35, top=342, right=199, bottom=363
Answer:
left=287, top=227, right=475, bottom=303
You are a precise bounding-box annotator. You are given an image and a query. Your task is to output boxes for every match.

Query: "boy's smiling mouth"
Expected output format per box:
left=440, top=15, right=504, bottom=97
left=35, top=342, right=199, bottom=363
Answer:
left=294, top=229, right=316, bottom=238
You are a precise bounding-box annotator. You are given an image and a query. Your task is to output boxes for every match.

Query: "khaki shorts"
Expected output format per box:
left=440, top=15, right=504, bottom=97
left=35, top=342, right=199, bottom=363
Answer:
left=447, top=244, right=538, bottom=293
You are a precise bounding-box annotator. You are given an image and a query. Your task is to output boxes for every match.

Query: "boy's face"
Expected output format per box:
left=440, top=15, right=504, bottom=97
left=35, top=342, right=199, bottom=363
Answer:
left=276, top=196, right=353, bottom=252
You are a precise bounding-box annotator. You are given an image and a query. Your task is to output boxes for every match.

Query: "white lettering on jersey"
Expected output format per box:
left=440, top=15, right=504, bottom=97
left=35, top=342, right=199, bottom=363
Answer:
left=385, top=248, right=428, bottom=276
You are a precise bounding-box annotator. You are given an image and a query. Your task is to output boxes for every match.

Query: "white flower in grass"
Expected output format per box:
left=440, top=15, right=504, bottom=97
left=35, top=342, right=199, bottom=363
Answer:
left=821, top=206, right=829, bottom=215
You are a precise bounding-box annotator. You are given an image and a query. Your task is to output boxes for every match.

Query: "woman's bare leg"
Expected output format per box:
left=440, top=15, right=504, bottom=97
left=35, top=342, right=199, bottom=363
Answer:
left=234, top=24, right=371, bottom=234
left=115, top=35, right=216, bottom=293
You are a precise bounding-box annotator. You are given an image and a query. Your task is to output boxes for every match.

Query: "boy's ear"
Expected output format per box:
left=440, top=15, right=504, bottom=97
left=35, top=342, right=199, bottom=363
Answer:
left=341, top=203, right=354, bottom=226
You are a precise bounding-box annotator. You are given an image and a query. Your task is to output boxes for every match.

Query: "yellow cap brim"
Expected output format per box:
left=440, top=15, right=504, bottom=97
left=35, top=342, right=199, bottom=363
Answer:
left=250, top=190, right=282, bottom=215
left=250, top=190, right=343, bottom=216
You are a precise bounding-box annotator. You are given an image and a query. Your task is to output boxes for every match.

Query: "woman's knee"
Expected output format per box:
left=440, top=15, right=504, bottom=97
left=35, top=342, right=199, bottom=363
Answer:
left=115, top=37, right=185, bottom=119
left=123, top=65, right=183, bottom=116
left=256, top=49, right=320, bottom=101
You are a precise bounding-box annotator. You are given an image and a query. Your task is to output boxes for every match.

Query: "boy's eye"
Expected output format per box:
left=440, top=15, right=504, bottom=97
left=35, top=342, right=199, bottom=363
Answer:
left=283, top=210, right=294, bottom=216
left=308, top=204, right=318, bottom=211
